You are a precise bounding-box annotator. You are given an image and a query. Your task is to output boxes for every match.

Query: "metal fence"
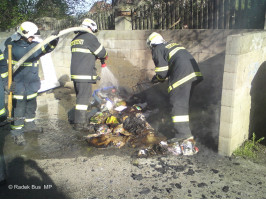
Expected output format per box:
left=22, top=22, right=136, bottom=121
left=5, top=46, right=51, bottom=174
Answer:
left=131, top=0, right=266, bottom=30
left=84, top=10, right=115, bottom=30
left=42, top=0, right=265, bottom=30
left=40, top=10, right=115, bottom=31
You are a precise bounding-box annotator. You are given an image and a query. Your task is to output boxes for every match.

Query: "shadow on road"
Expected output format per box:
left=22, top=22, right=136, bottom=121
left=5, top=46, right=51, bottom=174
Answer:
left=0, top=156, right=67, bottom=198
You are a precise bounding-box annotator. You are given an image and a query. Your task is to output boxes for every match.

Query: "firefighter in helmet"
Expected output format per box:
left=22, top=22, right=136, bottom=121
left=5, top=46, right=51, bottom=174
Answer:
left=3, top=21, right=59, bottom=145
left=0, top=56, right=7, bottom=123
left=147, top=32, right=203, bottom=155
left=70, top=18, right=108, bottom=131
left=0, top=58, right=7, bottom=185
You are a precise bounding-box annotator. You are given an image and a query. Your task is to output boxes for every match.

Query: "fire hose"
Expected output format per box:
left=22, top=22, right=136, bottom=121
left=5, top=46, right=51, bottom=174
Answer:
left=12, top=26, right=95, bottom=74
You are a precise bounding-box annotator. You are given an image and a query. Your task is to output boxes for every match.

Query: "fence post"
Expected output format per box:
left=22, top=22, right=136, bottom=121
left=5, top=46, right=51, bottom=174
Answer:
left=140, top=5, right=144, bottom=30
left=162, top=2, right=166, bottom=29
left=151, top=6, right=154, bottom=29
left=174, top=1, right=179, bottom=29
left=180, top=0, right=184, bottom=28
left=264, top=8, right=266, bottom=30
left=219, top=0, right=225, bottom=29
left=166, top=0, right=170, bottom=29
left=230, top=0, right=236, bottom=29
left=225, top=0, right=230, bottom=29
left=131, top=9, right=135, bottom=30
left=115, top=5, right=132, bottom=30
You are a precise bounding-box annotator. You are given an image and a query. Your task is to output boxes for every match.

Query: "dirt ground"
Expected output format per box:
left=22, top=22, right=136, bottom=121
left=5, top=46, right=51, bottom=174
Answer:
left=0, top=87, right=265, bottom=199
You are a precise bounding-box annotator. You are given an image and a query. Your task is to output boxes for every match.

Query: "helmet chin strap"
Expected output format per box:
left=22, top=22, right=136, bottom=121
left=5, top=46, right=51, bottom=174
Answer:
left=80, top=25, right=93, bottom=33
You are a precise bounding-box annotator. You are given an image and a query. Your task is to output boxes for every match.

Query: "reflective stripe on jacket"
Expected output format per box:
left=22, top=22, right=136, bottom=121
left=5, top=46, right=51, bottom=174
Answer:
left=3, top=37, right=57, bottom=97
left=70, top=31, right=107, bottom=83
left=152, top=42, right=202, bottom=93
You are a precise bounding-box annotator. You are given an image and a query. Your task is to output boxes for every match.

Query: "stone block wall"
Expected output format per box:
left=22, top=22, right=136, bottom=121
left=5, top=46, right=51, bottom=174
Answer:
left=95, top=30, right=249, bottom=92
left=219, top=31, right=266, bottom=156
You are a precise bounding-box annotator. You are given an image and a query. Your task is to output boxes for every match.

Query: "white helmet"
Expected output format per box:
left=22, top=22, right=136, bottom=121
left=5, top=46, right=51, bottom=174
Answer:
left=82, top=18, right=98, bottom=33
left=17, top=21, right=39, bottom=38
left=146, top=32, right=165, bottom=48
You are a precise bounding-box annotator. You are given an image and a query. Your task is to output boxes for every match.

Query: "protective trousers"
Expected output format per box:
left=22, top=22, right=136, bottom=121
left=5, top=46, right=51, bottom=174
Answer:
left=0, top=154, right=6, bottom=182
left=0, top=76, right=7, bottom=182
left=74, top=82, right=92, bottom=124
left=11, top=96, right=37, bottom=136
left=169, top=82, right=192, bottom=140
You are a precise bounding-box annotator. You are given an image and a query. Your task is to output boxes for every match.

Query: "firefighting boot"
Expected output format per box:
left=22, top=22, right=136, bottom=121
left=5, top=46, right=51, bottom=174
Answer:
left=73, top=123, right=85, bottom=131
left=73, top=110, right=88, bottom=131
left=73, top=123, right=95, bottom=132
left=11, top=128, right=26, bottom=146
left=12, top=134, right=26, bottom=146
left=24, top=121, right=43, bottom=133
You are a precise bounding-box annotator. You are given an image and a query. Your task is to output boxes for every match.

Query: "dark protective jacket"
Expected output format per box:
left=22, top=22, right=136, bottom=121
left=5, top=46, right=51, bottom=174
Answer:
left=70, top=31, right=107, bottom=83
left=0, top=75, right=6, bottom=118
left=151, top=42, right=202, bottom=93
left=0, top=50, right=7, bottom=118
left=3, top=37, right=58, bottom=100
left=0, top=50, right=8, bottom=86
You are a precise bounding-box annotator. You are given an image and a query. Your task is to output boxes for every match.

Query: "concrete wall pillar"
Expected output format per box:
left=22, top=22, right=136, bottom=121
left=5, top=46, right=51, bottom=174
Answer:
left=219, top=31, right=266, bottom=156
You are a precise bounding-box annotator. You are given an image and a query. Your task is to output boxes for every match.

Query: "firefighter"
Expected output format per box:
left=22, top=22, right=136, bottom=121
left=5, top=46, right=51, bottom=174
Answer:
left=0, top=49, right=8, bottom=124
left=0, top=51, right=7, bottom=185
left=147, top=32, right=203, bottom=154
left=0, top=76, right=7, bottom=185
left=70, top=18, right=108, bottom=131
left=3, top=21, right=59, bottom=145
left=0, top=66, right=7, bottom=122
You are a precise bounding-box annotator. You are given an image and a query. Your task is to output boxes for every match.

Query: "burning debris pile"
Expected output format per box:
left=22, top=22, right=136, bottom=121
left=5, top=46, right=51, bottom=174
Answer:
left=78, top=86, right=198, bottom=157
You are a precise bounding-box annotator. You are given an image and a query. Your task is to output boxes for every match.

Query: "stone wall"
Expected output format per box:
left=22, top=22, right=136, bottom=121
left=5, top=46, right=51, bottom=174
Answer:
left=219, top=31, right=266, bottom=156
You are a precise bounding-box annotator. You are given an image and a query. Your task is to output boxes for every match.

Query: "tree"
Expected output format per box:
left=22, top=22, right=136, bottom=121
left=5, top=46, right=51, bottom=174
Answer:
left=35, top=0, right=68, bottom=18
left=111, top=0, right=136, bottom=7
left=0, top=0, right=90, bottom=30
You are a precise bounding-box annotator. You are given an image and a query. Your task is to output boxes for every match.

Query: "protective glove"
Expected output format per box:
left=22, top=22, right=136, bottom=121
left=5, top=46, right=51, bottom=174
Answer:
left=50, top=38, right=59, bottom=47
left=51, top=30, right=60, bottom=36
left=151, top=75, right=159, bottom=84
left=100, top=58, right=107, bottom=68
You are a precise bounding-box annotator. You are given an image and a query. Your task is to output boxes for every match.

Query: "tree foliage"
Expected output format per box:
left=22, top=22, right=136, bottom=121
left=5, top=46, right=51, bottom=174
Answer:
left=0, top=0, right=88, bottom=31
left=35, top=0, right=68, bottom=18
left=0, top=0, right=29, bottom=30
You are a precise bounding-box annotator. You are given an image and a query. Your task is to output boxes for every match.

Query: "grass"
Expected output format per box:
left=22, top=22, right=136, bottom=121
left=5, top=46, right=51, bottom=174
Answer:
left=233, top=133, right=265, bottom=160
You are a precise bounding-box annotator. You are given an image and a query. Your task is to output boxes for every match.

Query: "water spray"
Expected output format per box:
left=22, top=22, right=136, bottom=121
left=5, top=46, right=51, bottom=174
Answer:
left=99, top=59, right=119, bottom=89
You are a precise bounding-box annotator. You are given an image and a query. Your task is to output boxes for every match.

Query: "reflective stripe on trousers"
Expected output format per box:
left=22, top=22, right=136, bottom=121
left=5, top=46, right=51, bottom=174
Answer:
left=24, top=118, right=35, bottom=122
left=13, top=93, right=38, bottom=100
left=11, top=124, right=24, bottom=130
left=172, top=115, right=189, bottom=123
left=71, top=75, right=98, bottom=80
left=75, top=104, right=88, bottom=111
